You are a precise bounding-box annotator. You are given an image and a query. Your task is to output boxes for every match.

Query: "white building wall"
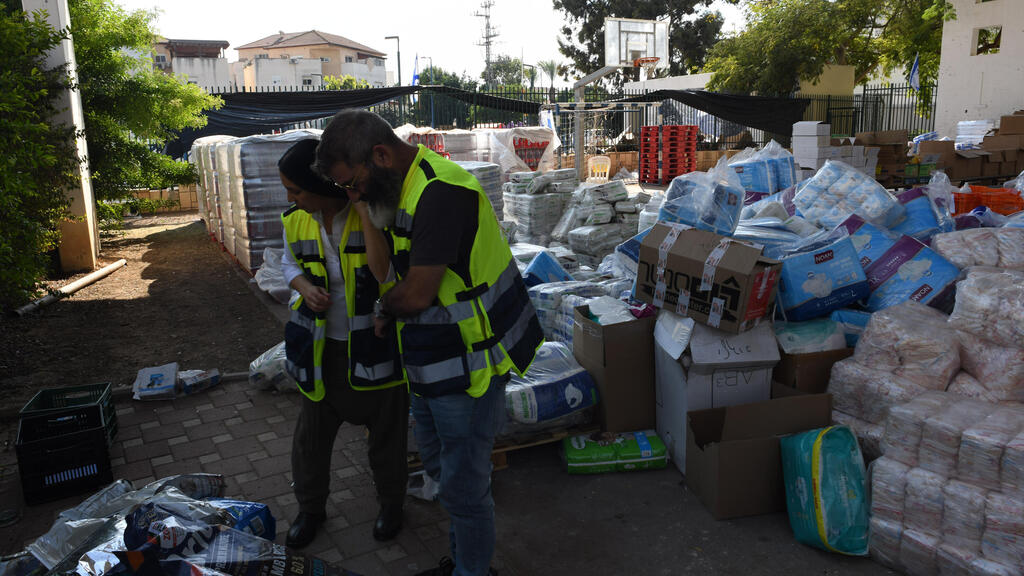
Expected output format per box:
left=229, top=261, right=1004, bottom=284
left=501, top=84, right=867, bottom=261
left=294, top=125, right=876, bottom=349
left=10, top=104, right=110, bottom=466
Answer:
left=172, top=57, right=232, bottom=90
left=340, top=61, right=386, bottom=87
left=623, top=72, right=713, bottom=92
left=251, top=57, right=324, bottom=87
left=231, top=61, right=247, bottom=89
left=935, top=0, right=1024, bottom=137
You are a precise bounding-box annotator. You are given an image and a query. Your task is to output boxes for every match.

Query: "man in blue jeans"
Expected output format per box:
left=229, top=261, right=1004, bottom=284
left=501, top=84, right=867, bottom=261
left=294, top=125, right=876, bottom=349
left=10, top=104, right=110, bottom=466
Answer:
left=314, top=110, right=543, bottom=576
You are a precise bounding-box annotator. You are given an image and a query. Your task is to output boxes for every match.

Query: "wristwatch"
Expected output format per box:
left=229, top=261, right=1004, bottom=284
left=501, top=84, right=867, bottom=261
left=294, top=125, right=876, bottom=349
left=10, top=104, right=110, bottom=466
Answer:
left=374, top=296, right=392, bottom=319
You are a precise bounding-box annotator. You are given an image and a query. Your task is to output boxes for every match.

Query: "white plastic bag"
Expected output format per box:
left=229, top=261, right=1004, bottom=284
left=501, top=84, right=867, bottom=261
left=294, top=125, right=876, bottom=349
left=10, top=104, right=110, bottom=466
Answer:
left=949, top=268, right=1024, bottom=350
left=254, top=247, right=291, bottom=304
left=248, top=341, right=295, bottom=393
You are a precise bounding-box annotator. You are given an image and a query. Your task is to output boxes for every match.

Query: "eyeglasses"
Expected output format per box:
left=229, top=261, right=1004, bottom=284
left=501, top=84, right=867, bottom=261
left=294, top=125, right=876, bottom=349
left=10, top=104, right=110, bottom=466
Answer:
left=332, top=173, right=359, bottom=193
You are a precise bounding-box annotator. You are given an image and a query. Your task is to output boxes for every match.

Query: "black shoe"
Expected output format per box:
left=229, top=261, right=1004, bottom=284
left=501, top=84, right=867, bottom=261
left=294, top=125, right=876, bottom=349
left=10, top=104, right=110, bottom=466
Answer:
left=413, top=557, right=454, bottom=576
left=286, top=512, right=325, bottom=549
left=372, top=498, right=403, bottom=541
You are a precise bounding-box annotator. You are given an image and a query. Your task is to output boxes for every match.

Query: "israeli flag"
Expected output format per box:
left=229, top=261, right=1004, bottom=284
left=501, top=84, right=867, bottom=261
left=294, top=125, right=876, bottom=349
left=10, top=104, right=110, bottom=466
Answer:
left=411, top=54, right=419, bottom=103
left=908, top=53, right=920, bottom=92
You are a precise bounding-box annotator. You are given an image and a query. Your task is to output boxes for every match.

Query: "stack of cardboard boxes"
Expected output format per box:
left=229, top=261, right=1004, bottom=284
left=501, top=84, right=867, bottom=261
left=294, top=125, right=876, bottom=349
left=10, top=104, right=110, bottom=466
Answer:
left=831, top=137, right=879, bottom=179
left=917, top=112, right=1024, bottom=185
left=852, top=130, right=908, bottom=189
left=792, top=121, right=836, bottom=176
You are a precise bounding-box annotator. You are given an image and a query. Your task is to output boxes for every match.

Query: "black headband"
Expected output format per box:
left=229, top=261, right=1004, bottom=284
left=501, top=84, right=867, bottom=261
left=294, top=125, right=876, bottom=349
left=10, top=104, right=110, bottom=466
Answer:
left=278, top=139, right=340, bottom=197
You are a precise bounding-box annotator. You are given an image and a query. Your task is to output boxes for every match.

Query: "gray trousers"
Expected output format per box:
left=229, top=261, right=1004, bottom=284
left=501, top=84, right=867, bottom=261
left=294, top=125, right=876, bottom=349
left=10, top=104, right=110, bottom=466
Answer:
left=292, top=339, right=409, bottom=515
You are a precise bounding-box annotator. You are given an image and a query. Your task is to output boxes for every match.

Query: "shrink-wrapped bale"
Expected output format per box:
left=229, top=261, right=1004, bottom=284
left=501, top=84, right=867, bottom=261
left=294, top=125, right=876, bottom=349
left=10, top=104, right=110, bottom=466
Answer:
left=882, top=390, right=954, bottom=467
left=505, top=342, right=598, bottom=424
left=957, top=333, right=1024, bottom=403
left=1002, top=430, right=1024, bottom=494
left=870, top=517, right=904, bottom=571
left=936, top=543, right=976, bottom=576
left=949, top=268, right=1024, bottom=350
left=942, top=479, right=988, bottom=552
left=568, top=224, right=632, bottom=257
left=832, top=410, right=883, bottom=460
left=931, top=228, right=1024, bottom=270
left=793, top=160, right=906, bottom=229
left=949, top=371, right=1001, bottom=403
left=900, top=528, right=941, bottom=576
left=981, top=492, right=1024, bottom=568
left=958, top=407, right=1024, bottom=491
left=970, top=558, right=1020, bottom=576
left=829, top=359, right=926, bottom=424
left=870, top=457, right=910, bottom=523
left=919, top=400, right=994, bottom=477
left=854, top=301, right=960, bottom=390
left=904, top=467, right=947, bottom=536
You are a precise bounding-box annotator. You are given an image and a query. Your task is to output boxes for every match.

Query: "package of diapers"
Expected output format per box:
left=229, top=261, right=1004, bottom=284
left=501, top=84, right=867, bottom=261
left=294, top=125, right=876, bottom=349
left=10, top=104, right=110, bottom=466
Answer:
left=776, top=231, right=870, bottom=321
left=793, top=160, right=905, bottom=229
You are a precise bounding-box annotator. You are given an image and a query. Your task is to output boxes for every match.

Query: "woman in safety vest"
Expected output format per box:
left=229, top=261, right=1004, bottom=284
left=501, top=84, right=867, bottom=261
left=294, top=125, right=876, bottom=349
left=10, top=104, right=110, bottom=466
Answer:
left=277, top=139, right=407, bottom=549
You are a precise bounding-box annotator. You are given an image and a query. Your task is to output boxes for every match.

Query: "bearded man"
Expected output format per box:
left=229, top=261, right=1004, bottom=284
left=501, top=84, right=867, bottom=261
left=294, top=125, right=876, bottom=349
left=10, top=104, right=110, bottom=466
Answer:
left=315, top=109, right=543, bottom=576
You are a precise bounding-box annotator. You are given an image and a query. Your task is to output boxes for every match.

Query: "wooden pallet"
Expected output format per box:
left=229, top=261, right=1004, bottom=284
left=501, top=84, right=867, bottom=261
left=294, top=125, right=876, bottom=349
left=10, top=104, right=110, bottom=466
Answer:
left=406, top=424, right=600, bottom=472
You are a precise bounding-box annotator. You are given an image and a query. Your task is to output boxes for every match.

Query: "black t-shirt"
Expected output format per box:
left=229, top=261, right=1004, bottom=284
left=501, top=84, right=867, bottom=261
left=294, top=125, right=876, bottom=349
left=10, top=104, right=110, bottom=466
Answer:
left=409, top=180, right=479, bottom=286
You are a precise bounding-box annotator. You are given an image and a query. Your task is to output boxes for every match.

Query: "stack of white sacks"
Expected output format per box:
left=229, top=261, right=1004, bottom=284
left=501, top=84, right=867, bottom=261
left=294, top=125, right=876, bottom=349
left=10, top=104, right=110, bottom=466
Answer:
left=502, top=170, right=577, bottom=246
left=455, top=160, right=504, bottom=217
left=553, top=180, right=648, bottom=268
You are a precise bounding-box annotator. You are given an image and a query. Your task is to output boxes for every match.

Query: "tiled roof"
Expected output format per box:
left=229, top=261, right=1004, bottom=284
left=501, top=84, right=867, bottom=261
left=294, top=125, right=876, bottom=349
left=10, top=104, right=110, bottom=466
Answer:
left=235, top=30, right=385, bottom=56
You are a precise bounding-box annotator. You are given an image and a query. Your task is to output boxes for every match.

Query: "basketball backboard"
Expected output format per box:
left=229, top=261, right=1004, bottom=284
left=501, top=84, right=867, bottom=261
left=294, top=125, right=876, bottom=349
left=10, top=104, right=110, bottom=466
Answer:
left=604, top=18, right=669, bottom=69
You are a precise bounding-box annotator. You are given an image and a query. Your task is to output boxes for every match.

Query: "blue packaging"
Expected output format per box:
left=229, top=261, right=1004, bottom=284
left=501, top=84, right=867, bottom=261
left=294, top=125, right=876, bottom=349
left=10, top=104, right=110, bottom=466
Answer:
left=829, top=309, right=872, bottom=347
left=837, top=214, right=898, bottom=269
left=615, top=227, right=653, bottom=263
left=731, top=159, right=776, bottom=194
left=660, top=176, right=744, bottom=236
left=204, top=498, right=277, bottom=540
left=524, top=250, right=573, bottom=287
left=506, top=342, right=598, bottom=424
left=861, top=235, right=960, bottom=313
left=769, top=156, right=797, bottom=191
left=891, top=188, right=941, bottom=241
left=777, top=235, right=870, bottom=321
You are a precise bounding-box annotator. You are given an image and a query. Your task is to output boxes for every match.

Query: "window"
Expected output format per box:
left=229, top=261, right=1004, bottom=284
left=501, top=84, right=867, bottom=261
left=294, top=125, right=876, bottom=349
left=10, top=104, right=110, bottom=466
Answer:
left=374, top=58, right=384, bottom=66
left=256, top=53, right=269, bottom=59
left=344, top=56, right=353, bottom=63
left=973, top=26, right=1002, bottom=55
left=320, top=57, right=330, bottom=63
left=154, top=54, right=167, bottom=63
left=302, top=78, right=313, bottom=86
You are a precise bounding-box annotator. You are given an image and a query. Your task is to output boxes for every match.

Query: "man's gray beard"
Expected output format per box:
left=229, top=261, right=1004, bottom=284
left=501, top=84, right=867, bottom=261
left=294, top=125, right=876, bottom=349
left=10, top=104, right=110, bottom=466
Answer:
left=367, top=202, right=397, bottom=230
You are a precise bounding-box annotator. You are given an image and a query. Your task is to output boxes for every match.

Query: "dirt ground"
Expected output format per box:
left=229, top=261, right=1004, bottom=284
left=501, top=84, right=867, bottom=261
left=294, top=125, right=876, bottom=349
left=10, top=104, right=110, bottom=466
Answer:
left=0, top=214, right=283, bottom=412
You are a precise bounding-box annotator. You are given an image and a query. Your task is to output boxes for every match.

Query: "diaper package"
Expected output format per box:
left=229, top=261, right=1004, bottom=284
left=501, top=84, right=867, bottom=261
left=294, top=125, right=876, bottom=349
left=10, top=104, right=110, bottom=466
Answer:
left=776, top=231, right=870, bottom=322
left=659, top=157, right=745, bottom=236
left=830, top=308, right=872, bottom=347
left=729, top=147, right=776, bottom=195
left=793, top=160, right=906, bottom=229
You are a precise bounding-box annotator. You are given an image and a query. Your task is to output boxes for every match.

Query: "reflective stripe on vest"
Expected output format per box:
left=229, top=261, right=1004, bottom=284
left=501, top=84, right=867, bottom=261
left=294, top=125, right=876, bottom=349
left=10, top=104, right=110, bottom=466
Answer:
left=282, top=206, right=405, bottom=401
left=389, top=146, right=544, bottom=398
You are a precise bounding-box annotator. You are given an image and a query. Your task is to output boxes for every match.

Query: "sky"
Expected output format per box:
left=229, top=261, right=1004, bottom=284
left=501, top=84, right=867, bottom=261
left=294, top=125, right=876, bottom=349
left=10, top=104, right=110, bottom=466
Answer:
left=113, top=0, right=746, bottom=88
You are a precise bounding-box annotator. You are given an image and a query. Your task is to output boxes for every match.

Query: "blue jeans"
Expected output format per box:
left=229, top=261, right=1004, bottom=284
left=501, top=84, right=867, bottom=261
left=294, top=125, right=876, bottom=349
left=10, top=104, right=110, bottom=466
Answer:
left=411, top=375, right=507, bottom=576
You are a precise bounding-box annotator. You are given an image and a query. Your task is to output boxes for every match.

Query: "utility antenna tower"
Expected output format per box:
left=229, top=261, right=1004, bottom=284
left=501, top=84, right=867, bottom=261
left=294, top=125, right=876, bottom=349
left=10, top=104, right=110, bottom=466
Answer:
left=474, top=0, right=499, bottom=87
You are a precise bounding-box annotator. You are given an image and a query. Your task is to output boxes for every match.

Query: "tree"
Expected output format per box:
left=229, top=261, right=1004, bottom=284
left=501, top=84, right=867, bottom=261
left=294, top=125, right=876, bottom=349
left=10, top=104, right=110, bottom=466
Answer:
left=552, top=0, right=734, bottom=87
left=0, top=3, right=78, bottom=308
left=323, top=74, right=369, bottom=90
left=482, top=54, right=524, bottom=89
left=537, top=59, right=559, bottom=90
left=524, top=65, right=537, bottom=90
left=705, top=0, right=955, bottom=95
left=68, top=0, right=221, bottom=202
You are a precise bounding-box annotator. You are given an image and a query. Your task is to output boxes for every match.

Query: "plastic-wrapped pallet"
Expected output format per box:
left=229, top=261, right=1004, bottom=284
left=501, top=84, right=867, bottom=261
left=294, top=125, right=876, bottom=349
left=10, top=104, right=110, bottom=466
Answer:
left=831, top=410, right=883, bottom=460
left=900, top=529, right=941, bottom=576
left=932, top=228, right=1024, bottom=271
left=881, top=390, right=955, bottom=467
left=828, top=359, right=926, bottom=424
left=793, top=160, right=906, bottom=229
left=505, top=342, right=598, bottom=424
left=958, top=407, right=1024, bottom=491
left=456, top=161, right=504, bottom=217
left=943, top=480, right=989, bottom=552
left=869, top=456, right=910, bottom=523
left=553, top=294, right=591, bottom=345
left=919, top=400, right=994, bottom=478
left=568, top=224, right=632, bottom=258
left=948, top=371, right=1002, bottom=403
left=869, top=517, right=904, bottom=570
left=1002, top=430, right=1024, bottom=494
left=853, top=301, right=960, bottom=390
left=981, top=492, right=1024, bottom=569
left=950, top=268, right=1024, bottom=350
left=904, top=467, right=947, bottom=536
left=503, top=191, right=568, bottom=246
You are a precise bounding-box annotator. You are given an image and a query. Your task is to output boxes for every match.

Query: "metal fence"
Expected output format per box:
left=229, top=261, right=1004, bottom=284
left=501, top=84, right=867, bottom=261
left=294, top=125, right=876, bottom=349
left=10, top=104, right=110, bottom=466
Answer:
left=206, top=83, right=938, bottom=155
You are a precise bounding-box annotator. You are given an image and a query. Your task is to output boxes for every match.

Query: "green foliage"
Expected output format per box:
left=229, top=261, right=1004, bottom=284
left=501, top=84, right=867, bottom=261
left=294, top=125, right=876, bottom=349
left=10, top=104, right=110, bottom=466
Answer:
left=552, top=0, right=733, bottom=87
left=68, top=0, right=221, bottom=202
left=324, top=74, right=370, bottom=90
left=705, top=0, right=955, bottom=95
left=537, top=59, right=560, bottom=89
left=0, top=4, right=77, bottom=309
left=482, top=55, right=525, bottom=88
left=97, top=196, right=180, bottom=232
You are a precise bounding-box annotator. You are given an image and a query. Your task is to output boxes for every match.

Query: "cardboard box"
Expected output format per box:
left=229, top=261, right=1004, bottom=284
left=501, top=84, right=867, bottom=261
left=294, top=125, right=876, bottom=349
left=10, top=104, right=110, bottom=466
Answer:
left=573, top=306, right=656, bottom=433
left=792, top=121, right=830, bottom=136
left=792, top=134, right=830, bottom=148
left=792, top=145, right=834, bottom=159
left=686, top=384, right=833, bottom=519
left=856, top=130, right=908, bottom=146
left=1000, top=115, right=1024, bottom=136
left=636, top=225, right=781, bottom=334
left=772, top=348, right=855, bottom=394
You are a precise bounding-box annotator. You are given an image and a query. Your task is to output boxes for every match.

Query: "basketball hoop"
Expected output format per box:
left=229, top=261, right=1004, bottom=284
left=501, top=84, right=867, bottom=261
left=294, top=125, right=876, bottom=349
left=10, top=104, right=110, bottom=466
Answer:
left=634, top=56, right=660, bottom=79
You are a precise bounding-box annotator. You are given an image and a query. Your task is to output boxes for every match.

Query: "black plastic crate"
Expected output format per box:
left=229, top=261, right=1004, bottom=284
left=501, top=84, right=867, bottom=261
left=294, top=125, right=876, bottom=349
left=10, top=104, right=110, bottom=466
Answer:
left=16, top=408, right=113, bottom=505
left=19, top=382, right=117, bottom=445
